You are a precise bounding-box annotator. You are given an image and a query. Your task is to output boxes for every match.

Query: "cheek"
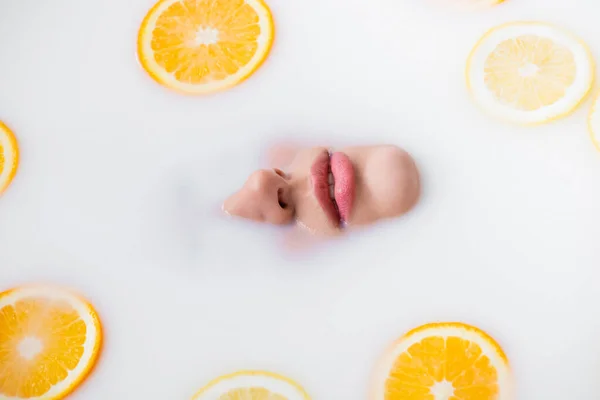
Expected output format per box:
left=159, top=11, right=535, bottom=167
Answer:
left=348, top=197, right=384, bottom=226
left=288, top=147, right=329, bottom=172
left=294, top=197, right=337, bottom=235
left=399, top=169, right=421, bottom=213
left=362, top=157, right=420, bottom=218
left=288, top=153, right=311, bottom=172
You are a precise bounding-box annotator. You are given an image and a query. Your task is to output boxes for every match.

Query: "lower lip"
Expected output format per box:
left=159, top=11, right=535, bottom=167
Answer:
left=311, top=151, right=355, bottom=227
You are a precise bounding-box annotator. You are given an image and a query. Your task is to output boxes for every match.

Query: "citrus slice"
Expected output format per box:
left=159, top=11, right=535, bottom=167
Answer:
left=0, top=285, right=102, bottom=399
left=372, top=322, right=512, bottom=400
left=588, top=92, right=600, bottom=152
left=467, top=21, right=594, bottom=125
left=433, top=0, right=504, bottom=10
left=191, top=370, right=311, bottom=400
left=138, top=0, right=274, bottom=94
left=455, top=0, right=505, bottom=7
left=0, top=121, right=19, bottom=195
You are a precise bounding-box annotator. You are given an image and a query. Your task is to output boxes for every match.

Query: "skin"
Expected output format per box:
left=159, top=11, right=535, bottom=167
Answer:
left=222, top=144, right=421, bottom=236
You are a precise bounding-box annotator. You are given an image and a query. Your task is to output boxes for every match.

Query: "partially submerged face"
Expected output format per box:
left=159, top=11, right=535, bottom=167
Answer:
left=222, top=144, right=421, bottom=236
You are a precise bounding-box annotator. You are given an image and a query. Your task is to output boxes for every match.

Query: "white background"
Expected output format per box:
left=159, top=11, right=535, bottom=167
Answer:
left=1, top=0, right=600, bottom=398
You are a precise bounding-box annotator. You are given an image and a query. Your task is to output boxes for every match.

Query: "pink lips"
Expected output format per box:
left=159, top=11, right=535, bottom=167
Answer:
left=310, top=150, right=355, bottom=227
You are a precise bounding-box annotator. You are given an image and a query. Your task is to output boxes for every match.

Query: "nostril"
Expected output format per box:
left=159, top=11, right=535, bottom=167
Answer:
left=273, top=168, right=287, bottom=179
left=277, top=188, right=287, bottom=209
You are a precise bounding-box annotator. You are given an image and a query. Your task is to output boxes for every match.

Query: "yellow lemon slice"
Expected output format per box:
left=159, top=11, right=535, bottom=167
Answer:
left=138, top=0, right=274, bottom=95
left=0, top=285, right=103, bottom=399
left=372, top=322, right=512, bottom=400
left=0, top=122, right=19, bottom=195
left=467, top=21, right=594, bottom=125
left=191, top=370, right=311, bottom=400
left=588, top=92, right=600, bottom=152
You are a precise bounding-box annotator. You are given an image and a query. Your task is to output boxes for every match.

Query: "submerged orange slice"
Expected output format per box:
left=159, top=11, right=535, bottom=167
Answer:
left=0, top=121, right=19, bottom=195
left=0, top=285, right=102, bottom=399
left=138, top=0, right=274, bottom=94
left=191, top=370, right=311, bottom=400
left=372, top=322, right=512, bottom=400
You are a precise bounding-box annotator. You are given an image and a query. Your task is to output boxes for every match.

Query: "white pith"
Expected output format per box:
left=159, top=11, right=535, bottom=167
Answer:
left=17, top=337, right=43, bottom=361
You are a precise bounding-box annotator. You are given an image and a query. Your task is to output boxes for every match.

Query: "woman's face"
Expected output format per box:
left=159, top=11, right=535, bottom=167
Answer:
left=223, top=145, right=420, bottom=236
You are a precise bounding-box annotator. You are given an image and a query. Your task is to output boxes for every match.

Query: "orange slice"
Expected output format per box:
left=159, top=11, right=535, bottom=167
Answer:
left=372, top=322, right=512, bottom=400
left=138, top=0, right=274, bottom=94
left=0, top=121, right=19, bottom=195
left=0, top=285, right=103, bottom=399
left=191, top=370, right=311, bottom=400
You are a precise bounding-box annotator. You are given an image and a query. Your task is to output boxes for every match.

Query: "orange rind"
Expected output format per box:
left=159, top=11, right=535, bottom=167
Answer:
left=0, top=122, right=19, bottom=195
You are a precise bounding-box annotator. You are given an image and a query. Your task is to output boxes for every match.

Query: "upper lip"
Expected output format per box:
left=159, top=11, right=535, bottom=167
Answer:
left=310, top=150, right=341, bottom=227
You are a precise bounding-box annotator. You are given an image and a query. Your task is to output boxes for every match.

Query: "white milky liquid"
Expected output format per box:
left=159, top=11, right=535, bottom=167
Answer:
left=2, top=0, right=600, bottom=398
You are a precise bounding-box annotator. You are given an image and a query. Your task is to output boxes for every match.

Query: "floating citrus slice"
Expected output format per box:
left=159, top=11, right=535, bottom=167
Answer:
left=455, top=0, right=505, bottom=8
left=191, top=370, right=311, bottom=400
left=372, top=322, right=512, bottom=400
left=138, top=0, right=274, bottom=94
left=0, top=285, right=102, bottom=399
left=0, top=121, right=19, bottom=195
left=467, top=21, right=594, bottom=125
left=589, top=92, right=600, bottom=152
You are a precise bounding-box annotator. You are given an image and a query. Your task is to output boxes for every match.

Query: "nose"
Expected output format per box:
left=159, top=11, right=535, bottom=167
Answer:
left=223, top=169, right=294, bottom=225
